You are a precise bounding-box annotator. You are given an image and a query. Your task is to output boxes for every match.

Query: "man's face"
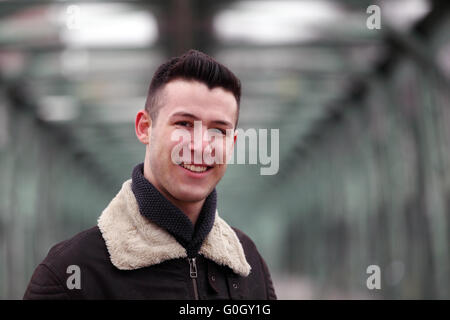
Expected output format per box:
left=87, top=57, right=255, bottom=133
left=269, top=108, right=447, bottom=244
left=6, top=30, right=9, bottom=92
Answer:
left=143, top=79, right=237, bottom=203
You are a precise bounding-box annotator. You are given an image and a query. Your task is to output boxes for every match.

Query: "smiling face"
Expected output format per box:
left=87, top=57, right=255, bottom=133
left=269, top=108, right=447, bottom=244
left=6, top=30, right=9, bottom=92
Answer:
left=135, top=79, right=238, bottom=205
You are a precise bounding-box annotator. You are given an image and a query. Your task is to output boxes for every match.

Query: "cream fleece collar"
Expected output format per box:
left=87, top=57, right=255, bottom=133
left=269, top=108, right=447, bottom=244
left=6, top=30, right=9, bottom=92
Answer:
left=97, top=180, right=251, bottom=277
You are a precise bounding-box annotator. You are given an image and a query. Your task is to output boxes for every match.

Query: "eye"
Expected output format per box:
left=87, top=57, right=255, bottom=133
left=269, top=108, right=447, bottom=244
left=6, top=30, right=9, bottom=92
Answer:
left=176, top=121, right=193, bottom=127
left=209, top=128, right=227, bottom=135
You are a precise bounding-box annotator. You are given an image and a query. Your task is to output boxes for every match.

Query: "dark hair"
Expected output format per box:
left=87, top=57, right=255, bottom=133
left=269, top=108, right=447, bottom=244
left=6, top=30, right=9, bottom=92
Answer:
left=145, top=49, right=241, bottom=126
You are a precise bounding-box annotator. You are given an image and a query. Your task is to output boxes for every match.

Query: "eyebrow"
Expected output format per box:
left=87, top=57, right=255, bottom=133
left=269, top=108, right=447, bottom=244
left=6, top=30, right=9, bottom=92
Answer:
left=170, top=111, right=234, bottom=127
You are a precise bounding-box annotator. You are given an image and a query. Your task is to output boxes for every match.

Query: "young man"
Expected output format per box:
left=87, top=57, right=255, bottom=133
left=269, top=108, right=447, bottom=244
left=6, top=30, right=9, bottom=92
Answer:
left=23, top=50, right=277, bottom=299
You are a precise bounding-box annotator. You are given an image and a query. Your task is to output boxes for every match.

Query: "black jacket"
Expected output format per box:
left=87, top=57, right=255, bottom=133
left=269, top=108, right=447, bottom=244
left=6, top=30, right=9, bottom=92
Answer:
left=23, top=180, right=277, bottom=300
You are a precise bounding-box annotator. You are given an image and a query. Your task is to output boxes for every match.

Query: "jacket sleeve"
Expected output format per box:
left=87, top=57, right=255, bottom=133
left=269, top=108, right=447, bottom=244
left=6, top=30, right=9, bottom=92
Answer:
left=23, top=264, right=70, bottom=300
left=259, top=255, right=277, bottom=300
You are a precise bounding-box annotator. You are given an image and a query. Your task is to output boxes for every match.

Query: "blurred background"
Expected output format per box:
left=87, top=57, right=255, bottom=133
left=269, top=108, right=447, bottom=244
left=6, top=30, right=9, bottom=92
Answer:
left=0, top=0, right=449, bottom=299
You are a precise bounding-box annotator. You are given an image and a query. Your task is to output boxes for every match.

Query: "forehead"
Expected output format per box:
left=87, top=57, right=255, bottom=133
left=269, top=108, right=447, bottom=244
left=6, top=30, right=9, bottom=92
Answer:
left=158, top=79, right=238, bottom=123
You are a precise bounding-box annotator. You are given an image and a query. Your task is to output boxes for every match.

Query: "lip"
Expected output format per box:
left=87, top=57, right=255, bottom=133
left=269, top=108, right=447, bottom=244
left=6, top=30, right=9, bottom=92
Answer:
left=177, top=163, right=213, bottom=178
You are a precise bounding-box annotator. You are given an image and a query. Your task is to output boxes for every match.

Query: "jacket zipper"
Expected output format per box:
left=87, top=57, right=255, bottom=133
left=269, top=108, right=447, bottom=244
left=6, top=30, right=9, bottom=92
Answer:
left=188, top=257, right=199, bottom=300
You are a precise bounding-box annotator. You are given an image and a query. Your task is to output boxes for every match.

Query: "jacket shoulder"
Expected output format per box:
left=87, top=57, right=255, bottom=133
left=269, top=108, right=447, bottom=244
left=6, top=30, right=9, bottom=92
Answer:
left=45, top=226, right=106, bottom=265
left=231, top=227, right=259, bottom=251
left=231, top=226, right=277, bottom=300
left=23, top=226, right=108, bottom=300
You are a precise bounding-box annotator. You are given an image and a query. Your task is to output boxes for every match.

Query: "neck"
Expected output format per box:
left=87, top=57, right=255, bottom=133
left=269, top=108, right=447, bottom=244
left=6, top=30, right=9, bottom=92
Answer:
left=143, top=163, right=204, bottom=226
left=166, top=196, right=205, bottom=226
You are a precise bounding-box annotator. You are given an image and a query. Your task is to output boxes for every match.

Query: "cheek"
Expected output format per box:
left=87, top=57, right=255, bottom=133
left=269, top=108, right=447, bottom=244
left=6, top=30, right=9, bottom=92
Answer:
left=220, top=137, right=234, bottom=161
left=211, top=136, right=232, bottom=155
left=213, top=164, right=228, bottom=181
left=151, top=129, right=177, bottom=155
left=149, top=137, right=170, bottom=169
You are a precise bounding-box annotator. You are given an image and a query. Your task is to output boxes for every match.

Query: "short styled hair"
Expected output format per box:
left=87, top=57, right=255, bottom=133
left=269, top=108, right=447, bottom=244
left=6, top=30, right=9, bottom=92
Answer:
left=144, top=49, right=241, bottom=127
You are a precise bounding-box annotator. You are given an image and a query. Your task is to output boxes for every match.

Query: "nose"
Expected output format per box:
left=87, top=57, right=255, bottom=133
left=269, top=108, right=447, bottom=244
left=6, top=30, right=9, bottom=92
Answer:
left=188, top=122, right=212, bottom=162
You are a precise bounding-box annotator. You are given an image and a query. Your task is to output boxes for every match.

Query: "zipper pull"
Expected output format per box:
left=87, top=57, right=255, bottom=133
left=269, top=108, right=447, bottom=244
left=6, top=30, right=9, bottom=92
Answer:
left=188, top=257, right=197, bottom=278
left=187, top=257, right=200, bottom=300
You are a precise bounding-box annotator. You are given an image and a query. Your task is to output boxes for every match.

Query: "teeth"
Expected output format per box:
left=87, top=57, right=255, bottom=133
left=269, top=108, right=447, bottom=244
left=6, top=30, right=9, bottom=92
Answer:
left=181, top=163, right=208, bottom=173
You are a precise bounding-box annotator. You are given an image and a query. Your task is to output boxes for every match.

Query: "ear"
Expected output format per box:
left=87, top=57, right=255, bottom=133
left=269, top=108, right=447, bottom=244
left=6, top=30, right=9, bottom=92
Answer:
left=135, top=110, right=152, bottom=144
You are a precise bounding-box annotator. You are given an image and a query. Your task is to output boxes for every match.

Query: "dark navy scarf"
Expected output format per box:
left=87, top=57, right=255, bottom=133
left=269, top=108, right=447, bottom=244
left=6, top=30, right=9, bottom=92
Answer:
left=131, top=163, right=217, bottom=258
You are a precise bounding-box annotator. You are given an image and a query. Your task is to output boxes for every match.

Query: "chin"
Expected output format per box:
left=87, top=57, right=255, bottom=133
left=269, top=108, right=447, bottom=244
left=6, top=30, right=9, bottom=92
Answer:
left=173, top=186, right=212, bottom=202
